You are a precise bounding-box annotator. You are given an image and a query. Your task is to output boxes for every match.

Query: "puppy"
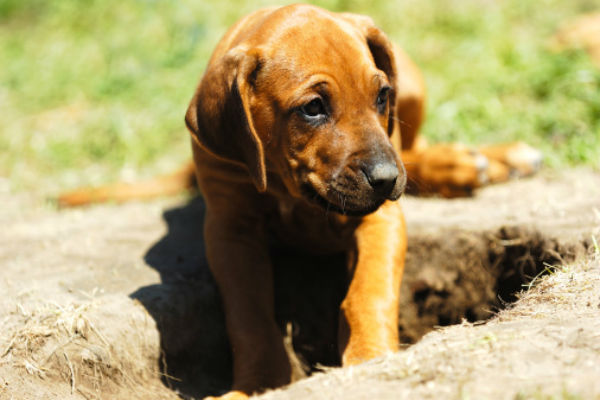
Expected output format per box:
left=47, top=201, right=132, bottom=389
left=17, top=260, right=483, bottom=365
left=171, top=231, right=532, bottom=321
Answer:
left=185, top=5, right=410, bottom=399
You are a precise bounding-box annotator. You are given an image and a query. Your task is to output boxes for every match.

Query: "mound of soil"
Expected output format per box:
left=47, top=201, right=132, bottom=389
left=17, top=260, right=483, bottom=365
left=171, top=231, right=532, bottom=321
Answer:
left=0, top=169, right=598, bottom=399
left=259, top=256, right=600, bottom=400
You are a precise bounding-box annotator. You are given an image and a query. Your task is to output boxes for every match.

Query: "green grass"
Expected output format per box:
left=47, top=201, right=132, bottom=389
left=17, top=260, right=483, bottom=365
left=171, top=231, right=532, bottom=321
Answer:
left=1, top=0, right=599, bottom=192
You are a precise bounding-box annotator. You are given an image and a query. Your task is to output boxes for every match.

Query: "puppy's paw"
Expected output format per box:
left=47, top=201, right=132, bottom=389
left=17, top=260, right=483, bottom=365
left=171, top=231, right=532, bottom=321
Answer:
left=204, top=390, right=249, bottom=400
left=342, top=341, right=395, bottom=367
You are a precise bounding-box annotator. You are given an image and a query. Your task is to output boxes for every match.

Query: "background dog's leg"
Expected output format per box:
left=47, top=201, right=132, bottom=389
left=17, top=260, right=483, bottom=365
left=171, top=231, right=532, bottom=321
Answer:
left=402, top=141, right=543, bottom=197
left=339, top=201, right=407, bottom=365
left=392, top=45, right=542, bottom=197
left=401, top=144, right=489, bottom=197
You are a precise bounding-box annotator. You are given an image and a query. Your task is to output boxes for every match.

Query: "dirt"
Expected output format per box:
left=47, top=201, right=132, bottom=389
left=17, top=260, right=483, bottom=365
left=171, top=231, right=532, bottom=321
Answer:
left=1, top=169, right=599, bottom=399
left=259, top=256, right=600, bottom=400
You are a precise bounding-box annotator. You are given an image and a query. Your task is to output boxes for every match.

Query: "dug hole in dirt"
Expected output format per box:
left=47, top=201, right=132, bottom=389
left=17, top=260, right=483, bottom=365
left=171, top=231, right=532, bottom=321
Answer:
left=1, top=169, right=599, bottom=399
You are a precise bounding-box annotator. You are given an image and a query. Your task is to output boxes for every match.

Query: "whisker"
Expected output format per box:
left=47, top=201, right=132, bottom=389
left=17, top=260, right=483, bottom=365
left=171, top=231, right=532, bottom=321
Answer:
left=390, top=116, right=415, bottom=130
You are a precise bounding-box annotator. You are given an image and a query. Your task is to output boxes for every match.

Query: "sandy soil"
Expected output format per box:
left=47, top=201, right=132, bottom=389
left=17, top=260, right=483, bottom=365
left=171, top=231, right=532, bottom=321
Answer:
left=1, top=169, right=599, bottom=399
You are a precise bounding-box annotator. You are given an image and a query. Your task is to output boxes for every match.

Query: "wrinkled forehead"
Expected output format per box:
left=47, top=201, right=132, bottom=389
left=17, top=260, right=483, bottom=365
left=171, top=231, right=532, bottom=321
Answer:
left=258, top=15, right=379, bottom=91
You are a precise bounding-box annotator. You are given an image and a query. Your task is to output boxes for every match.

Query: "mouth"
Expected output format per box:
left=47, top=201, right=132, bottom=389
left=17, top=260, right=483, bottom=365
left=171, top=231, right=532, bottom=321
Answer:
left=300, top=183, right=384, bottom=217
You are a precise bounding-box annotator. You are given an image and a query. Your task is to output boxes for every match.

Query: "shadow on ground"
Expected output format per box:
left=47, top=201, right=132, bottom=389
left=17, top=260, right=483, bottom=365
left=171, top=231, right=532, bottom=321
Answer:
left=130, top=196, right=348, bottom=399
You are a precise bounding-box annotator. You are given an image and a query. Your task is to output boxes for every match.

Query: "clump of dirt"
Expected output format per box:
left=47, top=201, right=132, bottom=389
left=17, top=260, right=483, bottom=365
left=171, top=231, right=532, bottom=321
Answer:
left=0, top=169, right=599, bottom=399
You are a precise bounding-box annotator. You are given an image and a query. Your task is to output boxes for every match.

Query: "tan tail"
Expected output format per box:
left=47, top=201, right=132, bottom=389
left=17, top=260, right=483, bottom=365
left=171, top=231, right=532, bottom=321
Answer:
left=57, top=161, right=196, bottom=207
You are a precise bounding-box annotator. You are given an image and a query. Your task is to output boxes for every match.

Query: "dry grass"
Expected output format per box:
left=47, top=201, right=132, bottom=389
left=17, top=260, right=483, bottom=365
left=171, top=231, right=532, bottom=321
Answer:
left=2, top=300, right=100, bottom=383
left=0, top=295, right=172, bottom=399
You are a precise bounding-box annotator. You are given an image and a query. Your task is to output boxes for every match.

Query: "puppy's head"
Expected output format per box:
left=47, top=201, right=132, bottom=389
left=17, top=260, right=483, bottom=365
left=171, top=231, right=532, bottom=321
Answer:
left=186, top=5, right=406, bottom=216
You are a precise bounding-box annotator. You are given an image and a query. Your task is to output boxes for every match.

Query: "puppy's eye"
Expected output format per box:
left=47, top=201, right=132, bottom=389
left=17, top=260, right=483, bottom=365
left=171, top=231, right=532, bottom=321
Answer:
left=376, top=87, right=391, bottom=113
left=300, top=98, right=326, bottom=118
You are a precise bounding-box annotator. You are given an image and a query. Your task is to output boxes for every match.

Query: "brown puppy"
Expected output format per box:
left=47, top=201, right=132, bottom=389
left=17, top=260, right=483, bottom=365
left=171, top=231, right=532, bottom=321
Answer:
left=58, top=4, right=542, bottom=399
left=185, top=5, right=408, bottom=399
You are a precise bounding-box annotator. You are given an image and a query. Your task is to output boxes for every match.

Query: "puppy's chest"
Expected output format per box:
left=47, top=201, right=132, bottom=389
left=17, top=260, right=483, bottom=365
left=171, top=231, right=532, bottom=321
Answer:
left=265, top=197, right=358, bottom=254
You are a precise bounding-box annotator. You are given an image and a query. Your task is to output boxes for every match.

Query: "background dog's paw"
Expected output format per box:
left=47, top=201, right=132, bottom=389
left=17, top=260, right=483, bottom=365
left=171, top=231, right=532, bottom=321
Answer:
left=479, top=142, right=543, bottom=179
left=486, top=158, right=511, bottom=183
left=415, top=144, right=490, bottom=197
left=503, top=142, right=543, bottom=177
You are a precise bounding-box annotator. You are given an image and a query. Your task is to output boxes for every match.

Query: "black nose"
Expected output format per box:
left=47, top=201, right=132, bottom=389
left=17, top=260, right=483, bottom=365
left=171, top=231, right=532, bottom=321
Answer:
left=363, top=161, right=399, bottom=197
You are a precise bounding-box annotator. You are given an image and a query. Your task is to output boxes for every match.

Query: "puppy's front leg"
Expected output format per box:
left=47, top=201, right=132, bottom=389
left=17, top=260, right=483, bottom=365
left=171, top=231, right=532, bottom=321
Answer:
left=203, top=211, right=291, bottom=398
left=339, top=200, right=407, bottom=365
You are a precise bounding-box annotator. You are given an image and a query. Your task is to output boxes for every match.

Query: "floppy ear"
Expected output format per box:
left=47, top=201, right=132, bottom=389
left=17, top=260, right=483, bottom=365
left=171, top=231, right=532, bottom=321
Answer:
left=185, top=47, right=267, bottom=192
left=341, top=13, right=398, bottom=136
left=368, top=27, right=398, bottom=137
